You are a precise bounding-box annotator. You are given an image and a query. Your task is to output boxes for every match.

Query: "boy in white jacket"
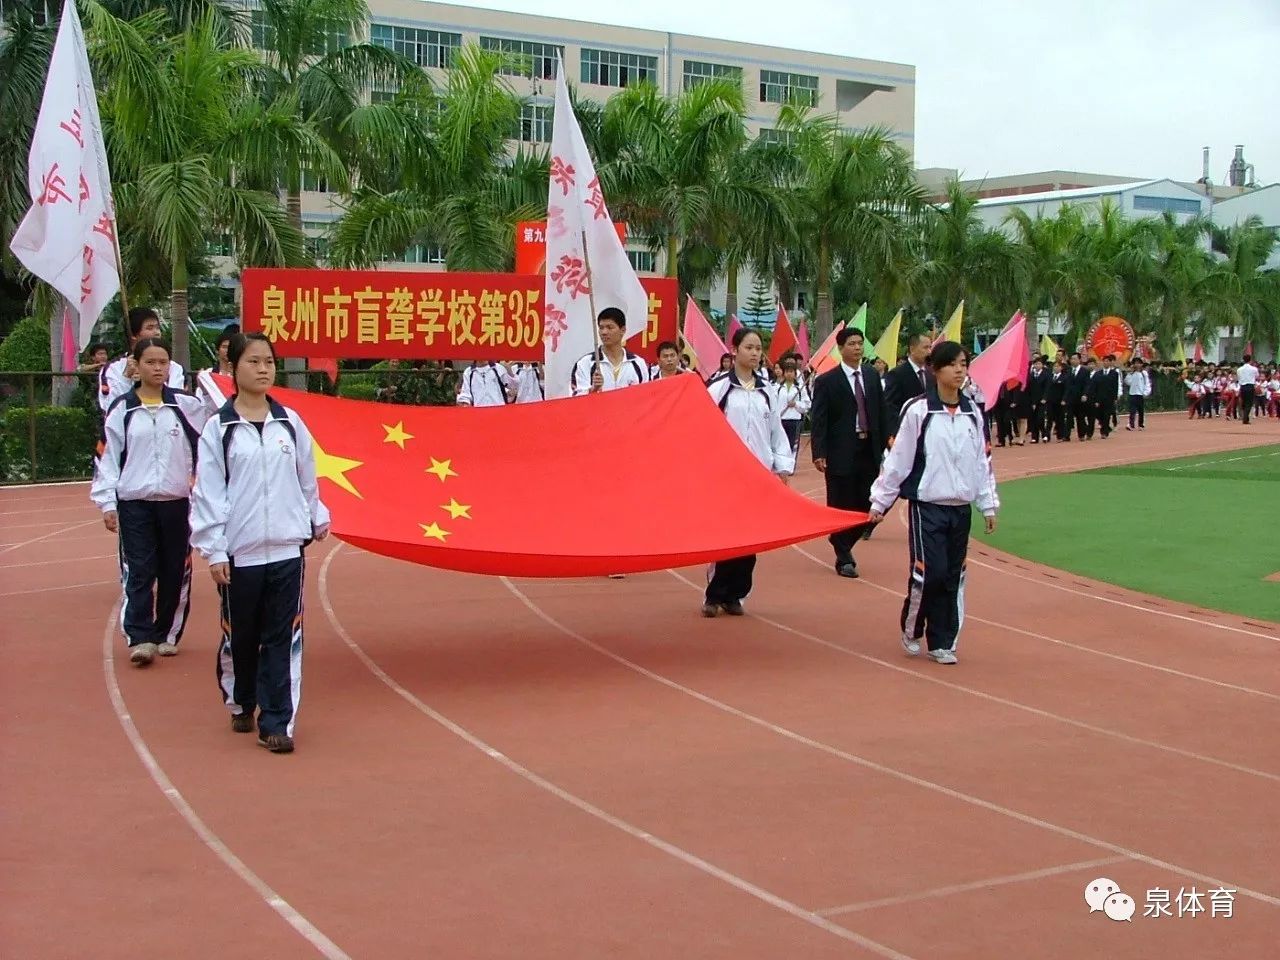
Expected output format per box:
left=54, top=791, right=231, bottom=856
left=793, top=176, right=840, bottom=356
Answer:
left=868, top=341, right=998, bottom=665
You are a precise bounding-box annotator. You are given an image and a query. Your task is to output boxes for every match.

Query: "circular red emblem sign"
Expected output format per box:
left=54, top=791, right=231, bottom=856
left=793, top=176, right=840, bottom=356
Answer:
left=1085, top=316, right=1136, bottom=364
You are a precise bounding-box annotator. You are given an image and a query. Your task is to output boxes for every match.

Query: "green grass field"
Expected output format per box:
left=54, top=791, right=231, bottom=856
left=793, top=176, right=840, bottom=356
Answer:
left=984, top=444, right=1280, bottom=623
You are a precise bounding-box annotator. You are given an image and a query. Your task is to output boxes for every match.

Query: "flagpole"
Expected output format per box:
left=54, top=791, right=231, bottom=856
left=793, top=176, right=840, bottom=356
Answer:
left=581, top=226, right=602, bottom=384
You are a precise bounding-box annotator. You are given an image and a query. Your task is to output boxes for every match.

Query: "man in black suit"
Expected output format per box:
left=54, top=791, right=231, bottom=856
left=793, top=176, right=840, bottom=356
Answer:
left=1046, top=358, right=1069, bottom=441
left=1025, top=355, right=1051, bottom=442
left=810, top=328, right=890, bottom=578
left=882, top=333, right=933, bottom=440
left=1092, top=354, right=1120, bottom=438
left=1064, top=352, right=1089, bottom=441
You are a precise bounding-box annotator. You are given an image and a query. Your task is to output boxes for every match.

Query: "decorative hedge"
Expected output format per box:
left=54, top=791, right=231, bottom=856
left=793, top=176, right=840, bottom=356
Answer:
left=1, top=406, right=97, bottom=482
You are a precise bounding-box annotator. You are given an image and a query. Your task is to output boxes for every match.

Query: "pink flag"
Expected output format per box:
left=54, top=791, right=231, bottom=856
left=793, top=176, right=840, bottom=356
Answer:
left=807, top=321, right=846, bottom=374
left=796, top=314, right=810, bottom=363
left=9, top=0, right=119, bottom=352
left=1245, top=340, right=1253, bottom=356
left=724, top=314, right=744, bottom=351
left=969, top=312, right=1029, bottom=404
left=542, top=58, right=648, bottom=398
left=682, top=297, right=726, bottom=376
left=1192, top=340, right=1203, bottom=363
left=60, top=305, right=78, bottom=372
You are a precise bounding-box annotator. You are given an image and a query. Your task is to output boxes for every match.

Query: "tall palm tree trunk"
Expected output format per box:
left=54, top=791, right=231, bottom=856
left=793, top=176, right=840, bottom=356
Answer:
left=171, top=257, right=190, bottom=370
left=725, top=263, right=739, bottom=319
left=814, top=239, right=833, bottom=340
left=285, top=186, right=306, bottom=385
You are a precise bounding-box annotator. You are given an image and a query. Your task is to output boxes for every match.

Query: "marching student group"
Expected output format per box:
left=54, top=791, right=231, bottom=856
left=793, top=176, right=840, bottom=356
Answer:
left=113, top=302, right=1280, bottom=751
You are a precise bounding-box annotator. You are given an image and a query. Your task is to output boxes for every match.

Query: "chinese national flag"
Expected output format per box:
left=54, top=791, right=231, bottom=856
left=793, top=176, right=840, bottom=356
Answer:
left=768, top=305, right=797, bottom=363
left=206, top=374, right=863, bottom=578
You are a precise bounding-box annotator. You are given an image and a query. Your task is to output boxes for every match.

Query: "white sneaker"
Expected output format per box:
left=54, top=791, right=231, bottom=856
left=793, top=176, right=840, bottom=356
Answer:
left=901, top=636, right=921, bottom=657
left=129, top=642, right=158, bottom=666
left=156, top=643, right=178, bottom=657
left=929, top=648, right=958, bottom=665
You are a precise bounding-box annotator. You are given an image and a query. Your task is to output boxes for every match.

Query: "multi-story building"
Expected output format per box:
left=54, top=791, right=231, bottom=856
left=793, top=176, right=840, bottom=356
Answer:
left=240, top=0, right=916, bottom=290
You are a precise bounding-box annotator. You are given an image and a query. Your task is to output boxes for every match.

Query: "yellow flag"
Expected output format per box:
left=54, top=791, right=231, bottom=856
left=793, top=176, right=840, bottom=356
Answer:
left=1039, top=334, right=1059, bottom=360
left=874, top=309, right=903, bottom=367
left=1173, top=339, right=1187, bottom=364
left=938, top=300, right=963, bottom=343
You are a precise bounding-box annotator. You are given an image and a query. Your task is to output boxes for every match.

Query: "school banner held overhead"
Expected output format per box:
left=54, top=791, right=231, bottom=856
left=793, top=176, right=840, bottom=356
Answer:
left=241, top=267, right=678, bottom=362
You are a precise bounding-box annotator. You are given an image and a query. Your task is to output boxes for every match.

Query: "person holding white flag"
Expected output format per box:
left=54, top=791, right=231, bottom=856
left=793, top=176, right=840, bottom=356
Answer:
left=542, top=57, right=650, bottom=399
left=9, top=0, right=121, bottom=350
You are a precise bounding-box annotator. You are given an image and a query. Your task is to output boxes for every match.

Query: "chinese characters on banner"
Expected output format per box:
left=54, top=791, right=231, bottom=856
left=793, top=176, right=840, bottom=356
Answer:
left=514, top=220, right=627, bottom=276
left=8, top=0, right=119, bottom=350
left=1085, top=316, right=1137, bottom=364
left=241, top=268, right=678, bottom=362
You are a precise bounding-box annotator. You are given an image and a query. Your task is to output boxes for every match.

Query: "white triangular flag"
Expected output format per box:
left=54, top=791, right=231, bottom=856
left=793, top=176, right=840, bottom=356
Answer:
left=542, top=59, right=649, bottom=399
left=10, top=0, right=120, bottom=350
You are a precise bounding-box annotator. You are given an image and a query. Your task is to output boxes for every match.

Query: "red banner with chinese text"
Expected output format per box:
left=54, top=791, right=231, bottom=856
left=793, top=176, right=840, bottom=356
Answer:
left=241, top=267, right=678, bottom=361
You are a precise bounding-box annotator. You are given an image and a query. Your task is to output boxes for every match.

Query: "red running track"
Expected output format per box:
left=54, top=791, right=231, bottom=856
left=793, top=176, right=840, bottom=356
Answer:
left=1, top=413, right=1277, bottom=959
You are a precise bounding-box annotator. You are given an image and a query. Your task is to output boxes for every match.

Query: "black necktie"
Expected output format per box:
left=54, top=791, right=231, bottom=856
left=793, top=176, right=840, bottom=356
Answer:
left=917, top=368, right=926, bottom=391
left=853, top=369, right=867, bottom=432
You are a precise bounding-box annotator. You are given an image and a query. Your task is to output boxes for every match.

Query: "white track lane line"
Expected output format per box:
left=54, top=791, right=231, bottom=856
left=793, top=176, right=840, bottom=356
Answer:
left=664, top=567, right=1279, bottom=781
left=787, top=543, right=1280, bottom=699
left=495, top=575, right=1280, bottom=908
left=815, top=856, right=1129, bottom=917
left=799, top=445, right=1280, bottom=639
left=101, top=604, right=352, bottom=960
left=2, top=578, right=116, bottom=597
left=0, top=519, right=99, bottom=556
left=0, top=553, right=115, bottom=570
left=318, top=546, right=917, bottom=960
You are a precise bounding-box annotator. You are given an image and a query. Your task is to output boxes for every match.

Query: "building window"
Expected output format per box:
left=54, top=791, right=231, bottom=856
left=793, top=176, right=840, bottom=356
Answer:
left=370, top=23, right=461, bottom=69
left=371, top=87, right=397, bottom=105
left=302, top=169, right=329, bottom=193
left=392, top=244, right=447, bottom=264
left=759, top=69, right=818, bottom=106
left=303, top=224, right=330, bottom=262
left=479, top=37, right=563, bottom=79
left=1132, top=195, right=1201, bottom=215
left=251, top=10, right=346, bottom=55
left=516, top=103, right=552, bottom=143
left=205, top=234, right=232, bottom=257
left=580, top=48, right=657, bottom=88
left=627, top=250, right=656, bottom=273
left=758, top=127, right=796, bottom=146
left=683, top=60, right=742, bottom=91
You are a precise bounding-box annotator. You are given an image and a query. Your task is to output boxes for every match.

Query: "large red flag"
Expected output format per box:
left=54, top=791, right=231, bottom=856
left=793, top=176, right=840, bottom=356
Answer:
left=969, top=312, right=1029, bottom=403
left=768, top=306, right=798, bottom=363
left=205, top=374, right=863, bottom=578
left=796, top=318, right=810, bottom=363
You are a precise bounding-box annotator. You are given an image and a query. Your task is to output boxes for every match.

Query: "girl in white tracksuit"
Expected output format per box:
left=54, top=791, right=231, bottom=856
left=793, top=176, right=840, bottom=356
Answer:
left=190, top=334, right=330, bottom=754
left=774, top=360, right=810, bottom=455
left=91, top=338, right=211, bottom=666
left=701, top=329, right=795, bottom=617
left=869, top=341, right=999, bottom=665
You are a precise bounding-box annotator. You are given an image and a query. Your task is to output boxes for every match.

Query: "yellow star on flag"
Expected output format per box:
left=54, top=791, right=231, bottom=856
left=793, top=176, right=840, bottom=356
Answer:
left=425, top=457, right=458, bottom=482
left=383, top=421, right=414, bottom=450
left=420, top=522, right=451, bottom=542
left=442, top=499, right=471, bottom=520
left=313, top=439, right=364, bottom=499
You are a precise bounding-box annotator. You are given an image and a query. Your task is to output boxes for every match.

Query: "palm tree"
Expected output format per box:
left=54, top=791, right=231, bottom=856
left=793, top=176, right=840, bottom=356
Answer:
left=101, top=10, right=310, bottom=366
left=0, top=3, right=54, bottom=332
left=1203, top=217, right=1280, bottom=353
left=249, top=0, right=423, bottom=232
left=592, top=77, right=759, bottom=303
left=908, top=180, right=1024, bottom=323
left=776, top=108, right=927, bottom=339
left=330, top=45, right=545, bottom=270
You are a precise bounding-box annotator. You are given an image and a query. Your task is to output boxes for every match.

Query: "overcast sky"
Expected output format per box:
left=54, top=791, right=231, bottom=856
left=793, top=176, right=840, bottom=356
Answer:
left=441, top=0, right=1279, bottom=186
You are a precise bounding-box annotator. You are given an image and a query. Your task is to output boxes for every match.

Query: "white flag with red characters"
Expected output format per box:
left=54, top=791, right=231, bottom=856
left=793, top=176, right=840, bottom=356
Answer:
left=543, top=58, right=648, bottom=399
left=10, top=0, right=119, bottom=350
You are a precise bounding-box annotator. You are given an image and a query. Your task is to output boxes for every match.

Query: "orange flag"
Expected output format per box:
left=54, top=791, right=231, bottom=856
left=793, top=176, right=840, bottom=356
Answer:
left=768, top=305, right=798, bottom=363
left=207, top=375, right=863, bottom=577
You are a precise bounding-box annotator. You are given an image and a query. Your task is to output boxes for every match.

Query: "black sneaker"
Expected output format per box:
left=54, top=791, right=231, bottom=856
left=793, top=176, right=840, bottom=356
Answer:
left=230, top=712, right=254, bottom=734
left=258, top=733, right=294, bottom=753
left=720, top=601, right=745, bottom=616
left=700, top=603, right=719, bottom=618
